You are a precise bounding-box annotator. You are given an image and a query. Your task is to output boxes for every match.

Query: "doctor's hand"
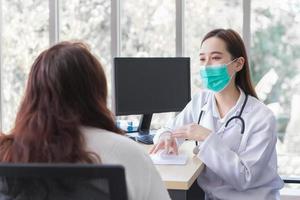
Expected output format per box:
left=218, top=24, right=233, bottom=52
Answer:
left=149, top=132, right=178, bottom=155
left=172, top=123, right=211, bottom=141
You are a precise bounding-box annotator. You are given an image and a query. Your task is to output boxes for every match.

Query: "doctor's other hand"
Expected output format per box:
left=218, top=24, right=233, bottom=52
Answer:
left=149, top=132, right=178, bottom=155
left=172, top=123, right=211, bottom=141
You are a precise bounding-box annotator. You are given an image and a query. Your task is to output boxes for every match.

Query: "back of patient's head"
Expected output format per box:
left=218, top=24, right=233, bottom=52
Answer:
left=0, top=41, right=121, bottom=163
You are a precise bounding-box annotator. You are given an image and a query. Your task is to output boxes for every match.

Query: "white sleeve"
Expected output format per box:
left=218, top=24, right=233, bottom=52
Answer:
left=153, top=97, right=197, bottom=145
left=198, top=113, right=278, bottom=191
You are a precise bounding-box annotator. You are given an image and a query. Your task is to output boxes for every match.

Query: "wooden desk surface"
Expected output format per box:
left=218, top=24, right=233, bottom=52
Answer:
left=143, top=141, right=204, bottom=190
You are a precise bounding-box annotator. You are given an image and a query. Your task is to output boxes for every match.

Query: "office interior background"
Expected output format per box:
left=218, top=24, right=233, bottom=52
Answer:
left=0, top=0, right=299, bottom=191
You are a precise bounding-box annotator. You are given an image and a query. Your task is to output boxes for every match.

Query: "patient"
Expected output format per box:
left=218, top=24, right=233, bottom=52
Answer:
left=0, top=41, right=170, bottom=200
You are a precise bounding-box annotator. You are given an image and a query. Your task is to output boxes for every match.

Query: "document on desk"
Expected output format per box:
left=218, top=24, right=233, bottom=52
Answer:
left=150, top=151, right=188, bottom=165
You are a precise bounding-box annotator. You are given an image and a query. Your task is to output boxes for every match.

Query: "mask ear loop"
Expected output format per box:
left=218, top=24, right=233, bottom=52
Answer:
left=227, top=57, right=238, bottom=65
left=226, top=57, right=239, bottom=83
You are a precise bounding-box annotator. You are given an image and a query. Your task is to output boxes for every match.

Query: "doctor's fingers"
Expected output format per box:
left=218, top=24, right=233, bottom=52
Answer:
left=149, top=144, right=156, bottom=154
left=164, top=141, right=170, bottom=154
left=164, top=137, right=176, bottom=154
left=171, top=139, right=178, bottom=155
left=149, top=142, right=164, bottom=154
left=172, top=132, right=188, bottom=139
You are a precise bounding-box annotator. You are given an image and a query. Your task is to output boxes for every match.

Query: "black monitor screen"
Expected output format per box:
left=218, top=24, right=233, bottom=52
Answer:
left=114, top=57, right=191, bottom=115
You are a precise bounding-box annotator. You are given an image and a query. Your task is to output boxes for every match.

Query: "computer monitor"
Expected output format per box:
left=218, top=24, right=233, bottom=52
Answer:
left=0, top=163, right=128, bottom=200
left=114, top=57, right=191, bottom=144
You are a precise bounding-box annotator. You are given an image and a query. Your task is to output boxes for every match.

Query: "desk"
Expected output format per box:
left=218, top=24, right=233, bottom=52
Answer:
left=143, top=141, right=205, bottom=200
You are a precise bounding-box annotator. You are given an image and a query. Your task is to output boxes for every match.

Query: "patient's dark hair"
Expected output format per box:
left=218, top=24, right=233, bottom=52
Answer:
left=0, top=41, right=122, bottom=163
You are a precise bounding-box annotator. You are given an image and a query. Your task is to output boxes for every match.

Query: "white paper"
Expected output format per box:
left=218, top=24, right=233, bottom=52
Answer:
left=150, top=150, right=188, bottom=165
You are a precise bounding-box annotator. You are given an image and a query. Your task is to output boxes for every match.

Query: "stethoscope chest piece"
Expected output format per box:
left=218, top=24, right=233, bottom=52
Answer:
left=193, top=145, right=200, bottom=155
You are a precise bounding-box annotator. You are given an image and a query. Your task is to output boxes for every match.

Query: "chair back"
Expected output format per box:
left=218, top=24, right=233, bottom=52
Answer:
left=0, top=163, right=128, bottom=200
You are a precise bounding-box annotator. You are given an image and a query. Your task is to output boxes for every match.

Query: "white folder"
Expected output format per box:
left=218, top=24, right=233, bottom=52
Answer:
left=150, top=150, right=188, bottom=165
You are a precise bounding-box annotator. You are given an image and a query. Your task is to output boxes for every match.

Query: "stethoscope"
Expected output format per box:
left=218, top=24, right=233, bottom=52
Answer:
left=193, top=94, right=248, bottom=154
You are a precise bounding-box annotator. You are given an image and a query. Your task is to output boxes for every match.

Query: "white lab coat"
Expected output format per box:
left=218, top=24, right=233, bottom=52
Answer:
left=154, top=88, right=284, bottom=200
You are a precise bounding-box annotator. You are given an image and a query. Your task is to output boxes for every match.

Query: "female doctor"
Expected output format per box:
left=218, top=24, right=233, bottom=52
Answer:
left=150, top=29, right=283, bottom=200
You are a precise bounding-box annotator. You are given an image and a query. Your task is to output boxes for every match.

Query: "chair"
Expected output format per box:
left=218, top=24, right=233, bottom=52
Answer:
left=0, top=163, right=128, bottom=200
left=281, top=177, right=300, bottom=200
left=283, top=177, right=300, bottom=184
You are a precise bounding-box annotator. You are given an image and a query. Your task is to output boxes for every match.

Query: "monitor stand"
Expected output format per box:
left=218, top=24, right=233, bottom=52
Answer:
left=136, top=114, right=154, bottom=144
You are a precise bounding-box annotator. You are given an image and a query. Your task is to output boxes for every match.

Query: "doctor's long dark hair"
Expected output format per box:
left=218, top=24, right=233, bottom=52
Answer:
left=201, top=29, right=258, bottom=98
left=0, top=41, right=122, bottom=163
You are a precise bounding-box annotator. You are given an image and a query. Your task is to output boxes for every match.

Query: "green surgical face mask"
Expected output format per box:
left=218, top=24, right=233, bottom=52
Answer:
left=199, top=60, right=236, bottom=92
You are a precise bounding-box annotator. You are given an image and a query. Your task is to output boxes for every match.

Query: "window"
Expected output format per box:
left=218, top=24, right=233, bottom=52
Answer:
left=120, top=0, right=176, bottom=129
left=251, top=0, right=300, bottom=184
left=121, top=0, right=175, bottom=57
left=185, top=0, right=242, bottom=95
left=1, top=0, right=49, bottom=132
left=60, top=0, right=111, bottom=105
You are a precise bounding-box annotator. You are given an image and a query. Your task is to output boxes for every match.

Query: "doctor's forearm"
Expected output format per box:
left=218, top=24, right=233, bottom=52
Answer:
left=200, top=130, right=210, bottom=141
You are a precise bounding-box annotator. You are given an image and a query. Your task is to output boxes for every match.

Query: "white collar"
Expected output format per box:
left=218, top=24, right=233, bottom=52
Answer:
left=201, top=88, right=250, bottom=122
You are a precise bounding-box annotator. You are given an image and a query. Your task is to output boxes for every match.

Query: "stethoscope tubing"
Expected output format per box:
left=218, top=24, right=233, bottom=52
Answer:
left=195, top=94, right=248, bottom=147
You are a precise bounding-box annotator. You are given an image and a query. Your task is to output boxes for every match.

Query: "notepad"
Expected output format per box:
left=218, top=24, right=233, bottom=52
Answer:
left=150, top=151, right=188, bottom=165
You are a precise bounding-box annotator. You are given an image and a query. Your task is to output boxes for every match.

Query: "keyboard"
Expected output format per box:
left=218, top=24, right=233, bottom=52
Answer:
left=136, top=134, right=154, bottom=145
